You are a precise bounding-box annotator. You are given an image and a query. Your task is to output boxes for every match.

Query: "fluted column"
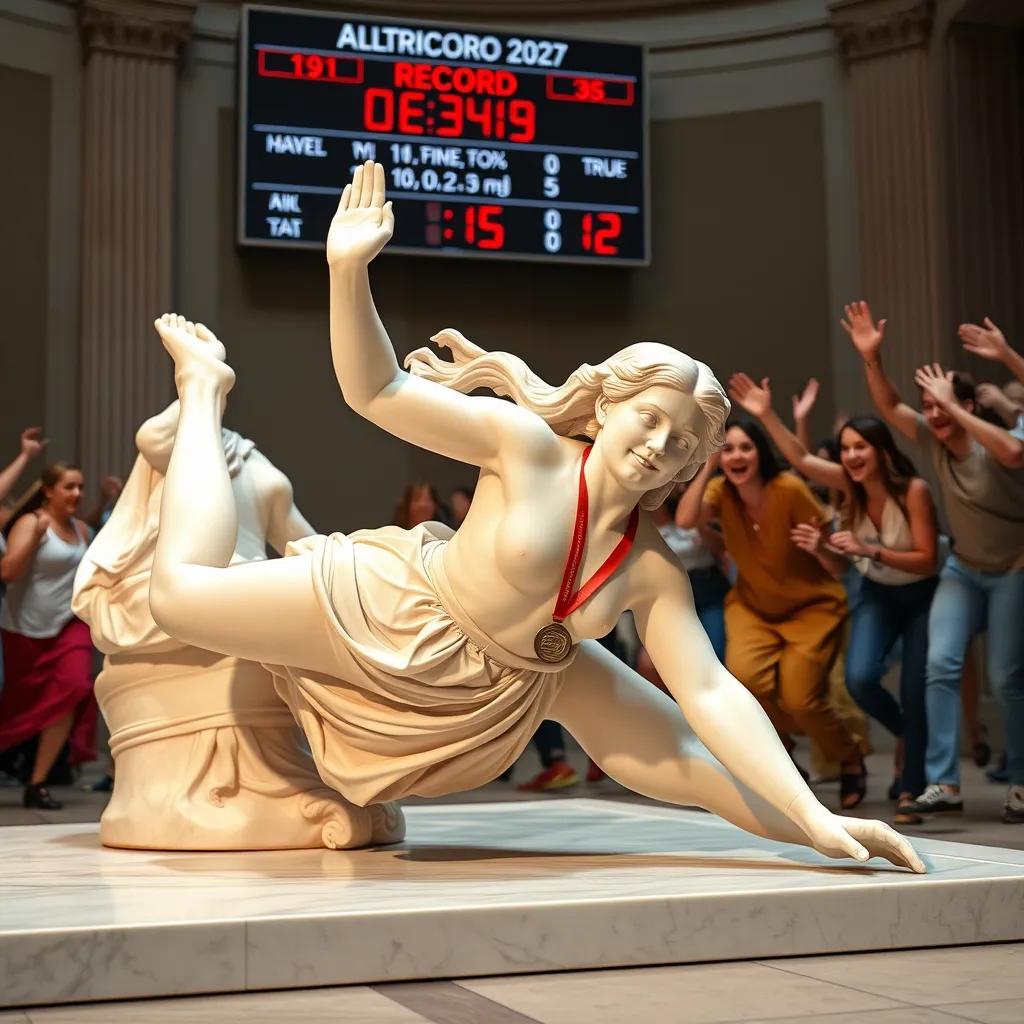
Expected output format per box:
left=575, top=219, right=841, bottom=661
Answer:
left=830, top=0, right=943, bottom=393
left=78, top=0, right=196, bottom=484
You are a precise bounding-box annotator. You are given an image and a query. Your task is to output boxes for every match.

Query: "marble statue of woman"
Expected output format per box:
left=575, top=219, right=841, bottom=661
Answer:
left=72, top=385, right=404, bottom=850
left=145, top=160, right=923, bottom=872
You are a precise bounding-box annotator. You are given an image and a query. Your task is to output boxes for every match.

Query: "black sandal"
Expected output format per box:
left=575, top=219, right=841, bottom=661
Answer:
left=23, top=783, right=62, bottom=810
left=840, top=760, right=867, bottom=810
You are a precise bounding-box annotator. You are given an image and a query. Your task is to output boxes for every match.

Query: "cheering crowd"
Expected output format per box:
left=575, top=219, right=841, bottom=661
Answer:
left=1, top=299, right=1022, bottom=826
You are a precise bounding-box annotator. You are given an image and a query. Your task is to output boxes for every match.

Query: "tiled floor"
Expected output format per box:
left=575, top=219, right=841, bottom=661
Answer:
left=2, top=944, right=1023, bottom=1023
left=2, top=746, right=1022, bottom=1023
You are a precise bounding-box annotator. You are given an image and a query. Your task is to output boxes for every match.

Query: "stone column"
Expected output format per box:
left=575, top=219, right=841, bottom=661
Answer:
left=829, top=0, right=946, bottom=393
left=78, top=0, right=196, bottom=485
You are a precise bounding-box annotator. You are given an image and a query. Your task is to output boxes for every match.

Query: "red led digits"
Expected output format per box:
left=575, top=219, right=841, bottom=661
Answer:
left=426, top=204, right=505, bottom=250
left=546, top=74, right=635, bottom=107
left=362, top=88, right=535, bottom=142
left=581, top=213, right=622, bottom=255
left=257, top=49, right=364, bottom=84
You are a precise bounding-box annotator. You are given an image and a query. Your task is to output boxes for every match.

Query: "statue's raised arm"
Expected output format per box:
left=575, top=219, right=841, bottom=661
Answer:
left=327, top=160, right=551, bottom=469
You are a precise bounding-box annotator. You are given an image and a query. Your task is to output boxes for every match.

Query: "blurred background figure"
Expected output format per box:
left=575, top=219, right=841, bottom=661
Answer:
left=393, top=481, right=452, bottom=530
left=450, top=485, right=475, bottom=527
left=0, top=462, right=97, bottom=809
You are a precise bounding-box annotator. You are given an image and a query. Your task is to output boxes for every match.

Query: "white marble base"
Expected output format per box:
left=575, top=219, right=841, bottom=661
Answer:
left=2, top=799, right=1023, bottom=1008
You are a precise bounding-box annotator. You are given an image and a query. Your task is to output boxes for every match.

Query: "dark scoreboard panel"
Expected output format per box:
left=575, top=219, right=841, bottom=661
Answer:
left=239, top=6, right=648, bottom=264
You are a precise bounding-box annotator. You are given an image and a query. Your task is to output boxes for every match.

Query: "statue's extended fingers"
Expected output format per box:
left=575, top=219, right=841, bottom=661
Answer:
left=351, top=165, right=364, bottom=208
left=371, top=161, right=386, bottom=207
left=359, top=159, right=375, bottom=207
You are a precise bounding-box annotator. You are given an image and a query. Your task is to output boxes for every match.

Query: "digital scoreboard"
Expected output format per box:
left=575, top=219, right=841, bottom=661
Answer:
left=238, top=6, right=648, bottom=265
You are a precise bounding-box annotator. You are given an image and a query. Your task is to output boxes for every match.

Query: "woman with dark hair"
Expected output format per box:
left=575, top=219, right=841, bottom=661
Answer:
left=677, top=416, right=864, bottom=809
left=0, top=462, right=95, bottom=809
left=729, top=374, right=939, bottom=822
left=393, top=481, right=451, bottom=530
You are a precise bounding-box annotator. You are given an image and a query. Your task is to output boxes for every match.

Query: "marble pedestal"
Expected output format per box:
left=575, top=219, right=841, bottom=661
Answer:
left=2, top=798, right=1023, bottom=1008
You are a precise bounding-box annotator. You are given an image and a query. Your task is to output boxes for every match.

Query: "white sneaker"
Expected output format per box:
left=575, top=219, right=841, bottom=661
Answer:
left=1004, top=785, right=1024, bottom=824
left=905, top=784, right=963, bottom=815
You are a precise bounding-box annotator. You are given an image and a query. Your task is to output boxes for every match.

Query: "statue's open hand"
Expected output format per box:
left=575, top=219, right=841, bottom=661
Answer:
left=327, top=160, right=394, bottom=268
left=153, top=314, right=235, bottom=394
left=794, top=794, right=925, bottom=872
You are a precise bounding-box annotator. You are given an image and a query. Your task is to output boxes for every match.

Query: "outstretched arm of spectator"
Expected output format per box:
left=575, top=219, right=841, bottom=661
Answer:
left=916, top=364, right=1024, bottom=469
left=842, top=302, right=919, bottom=442
left=960, top=317, right=1024, bottom=388
left=0, top=428, right=47, bottom=506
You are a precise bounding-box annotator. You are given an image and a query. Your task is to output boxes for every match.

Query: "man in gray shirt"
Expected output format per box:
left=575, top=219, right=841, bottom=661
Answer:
left=842, top=302, right=1024, bottom=824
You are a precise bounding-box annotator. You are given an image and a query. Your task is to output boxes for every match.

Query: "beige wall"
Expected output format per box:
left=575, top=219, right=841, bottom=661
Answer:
left=0, top=0, right=81, bottom=487
left=0, top=65, right=50, bottom=486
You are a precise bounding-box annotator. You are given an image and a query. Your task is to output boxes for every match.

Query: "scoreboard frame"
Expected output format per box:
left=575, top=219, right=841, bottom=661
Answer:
left=237, top=4, right=651, bottom=267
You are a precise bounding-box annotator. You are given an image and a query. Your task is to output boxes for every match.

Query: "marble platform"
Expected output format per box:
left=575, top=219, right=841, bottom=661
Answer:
left=2, top=798, right=1023, bottom=1009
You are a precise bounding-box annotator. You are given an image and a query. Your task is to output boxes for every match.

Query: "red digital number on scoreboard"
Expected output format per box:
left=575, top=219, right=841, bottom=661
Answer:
left=257, top=48, right=364, bottom=84
left=545, top=74, right=635, bottom=106
left=363, top=89, right=536, bottom=143
left=581, top=212, right=622, bottom=255
left=425, top=203, right=506, bottom=250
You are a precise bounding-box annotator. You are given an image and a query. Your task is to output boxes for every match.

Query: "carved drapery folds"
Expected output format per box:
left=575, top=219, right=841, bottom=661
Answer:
left=77, top=0, right=197, bottom=484
left=829, top=0, right=942, bottom=392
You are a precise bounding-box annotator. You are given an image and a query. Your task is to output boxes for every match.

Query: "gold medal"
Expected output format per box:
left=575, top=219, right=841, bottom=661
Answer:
left=534, top=623, right=573, bottom=664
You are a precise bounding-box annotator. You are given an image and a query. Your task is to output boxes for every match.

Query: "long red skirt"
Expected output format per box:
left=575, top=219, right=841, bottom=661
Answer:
left=0, top=619, right=97, bottom=765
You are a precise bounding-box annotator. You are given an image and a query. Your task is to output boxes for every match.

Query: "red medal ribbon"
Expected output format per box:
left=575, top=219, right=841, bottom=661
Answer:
left=551, top=445, right=640, bottom=624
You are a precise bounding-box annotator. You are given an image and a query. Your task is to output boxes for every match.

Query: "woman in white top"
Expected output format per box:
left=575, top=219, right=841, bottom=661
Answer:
left=729, top=376, right=939, bottom=821
left=0, top=462, right=94, bottom=809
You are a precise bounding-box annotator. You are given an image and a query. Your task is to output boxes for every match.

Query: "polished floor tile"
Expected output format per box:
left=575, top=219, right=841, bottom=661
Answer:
left=745, top=1010, right=982, bottom=1024
left=936, top=999, right=1024, bottom=1023
left=760, top=943, right=1024, bottom=1006
left=23, top=987, right=430, bottom=1024
left=459, top=962, right=902, bottom=1024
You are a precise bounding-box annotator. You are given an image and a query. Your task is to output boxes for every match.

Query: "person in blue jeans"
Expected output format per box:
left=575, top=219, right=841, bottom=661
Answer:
left=729, top=375, right=939, bottom=823
left=846, top=302, right=1024, bottom=823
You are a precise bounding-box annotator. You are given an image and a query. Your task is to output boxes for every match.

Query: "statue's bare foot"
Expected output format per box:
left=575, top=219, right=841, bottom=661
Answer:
left=154, top=313, right=235, bottom=394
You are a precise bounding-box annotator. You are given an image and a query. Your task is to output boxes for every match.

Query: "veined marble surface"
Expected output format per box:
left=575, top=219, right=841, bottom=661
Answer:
left=2, top=799, right=1023, bottom=1008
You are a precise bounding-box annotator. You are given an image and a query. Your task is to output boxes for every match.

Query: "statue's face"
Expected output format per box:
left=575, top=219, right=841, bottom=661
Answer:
left=596, top=385, right=702, bottom=493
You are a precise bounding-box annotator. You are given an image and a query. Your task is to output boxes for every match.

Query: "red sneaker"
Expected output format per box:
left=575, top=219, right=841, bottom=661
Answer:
left=586, top=759, right=606, bottom=783
left=517, top=761, right=580, bottom=791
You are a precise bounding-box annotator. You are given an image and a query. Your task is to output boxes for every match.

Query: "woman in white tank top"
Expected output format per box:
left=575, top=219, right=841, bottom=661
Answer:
left=0, top=462, right=95, bottom=809
left=730, top=378, right=940, bottom=824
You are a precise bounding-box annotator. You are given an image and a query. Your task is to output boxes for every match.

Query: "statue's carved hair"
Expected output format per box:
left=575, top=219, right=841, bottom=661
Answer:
left=405, top=329, right=729, bottom=510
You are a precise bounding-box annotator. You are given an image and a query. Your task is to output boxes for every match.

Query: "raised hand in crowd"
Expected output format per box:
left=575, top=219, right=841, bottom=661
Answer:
left=841, top=300, right=887, bottom=360
left=959, top=315, right=1024, bottom=394
left=792, top=378, right=819, bottom=424
left=728, top=372, right=773, bottom=419
left=0, top=426, right=50, bottom=508
left=20, top=427, right=48, bottom=459
left=915, top=362, right=1024, bottom=469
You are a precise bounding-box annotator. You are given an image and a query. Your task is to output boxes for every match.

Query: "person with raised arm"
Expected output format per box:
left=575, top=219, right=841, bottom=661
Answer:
left=960, top=317, right=1024, bottom=431
left=0, top=429, right=48, bottom=519
left=1, top=463, right=95, bottom=809
left=143, top=160, right=923, bottom=871
left=675, top=415, right=866, bottom=809
left=845, top=301, right=1024, bottom=824
left=727, top=373, right=939, bottom=822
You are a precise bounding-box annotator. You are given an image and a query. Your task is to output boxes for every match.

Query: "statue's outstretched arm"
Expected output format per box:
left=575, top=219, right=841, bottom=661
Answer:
left=632, top=557, right=924, bottom=871
left=327, top=161, right=552, bottom=470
